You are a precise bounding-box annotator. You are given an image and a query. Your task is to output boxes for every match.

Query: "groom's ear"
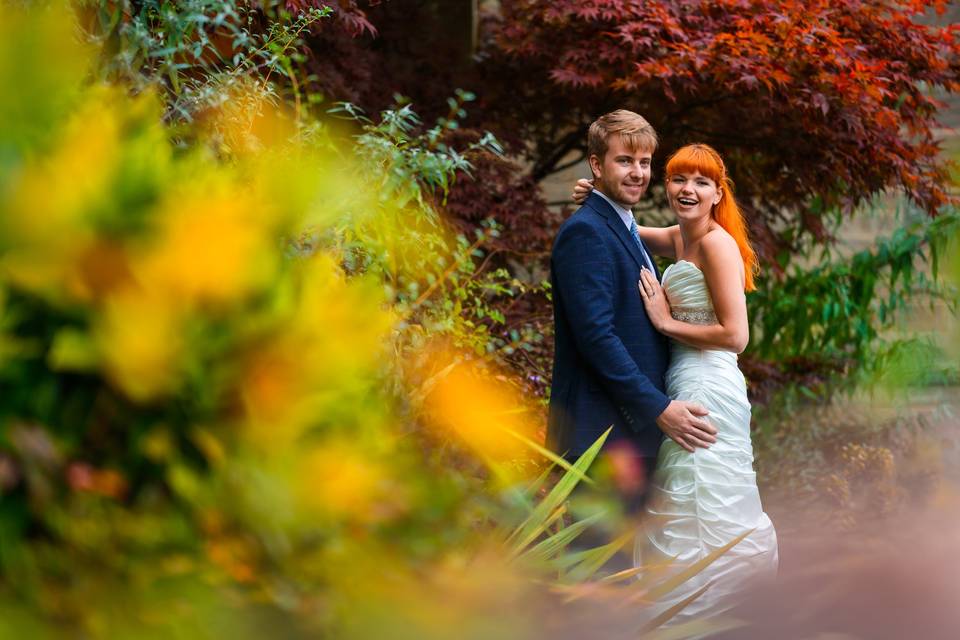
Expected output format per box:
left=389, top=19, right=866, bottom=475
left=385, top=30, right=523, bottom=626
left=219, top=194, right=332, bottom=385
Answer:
left=588, top=154, right=602, bottom=180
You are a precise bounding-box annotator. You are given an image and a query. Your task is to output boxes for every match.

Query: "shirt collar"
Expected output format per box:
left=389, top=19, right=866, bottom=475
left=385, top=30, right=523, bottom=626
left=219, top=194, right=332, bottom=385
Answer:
left=593, top=188, right=635, bottom=230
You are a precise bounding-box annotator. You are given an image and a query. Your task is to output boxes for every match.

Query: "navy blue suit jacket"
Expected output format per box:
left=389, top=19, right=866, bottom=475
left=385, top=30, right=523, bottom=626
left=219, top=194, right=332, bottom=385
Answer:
left=547, top=192, right=671, bottom=458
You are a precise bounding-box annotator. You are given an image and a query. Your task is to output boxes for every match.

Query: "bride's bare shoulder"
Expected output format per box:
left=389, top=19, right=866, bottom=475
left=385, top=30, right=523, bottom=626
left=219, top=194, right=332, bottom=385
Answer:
left=700, top=228, right=743, bottom=275
left=701, top=227, right=738, bottom=255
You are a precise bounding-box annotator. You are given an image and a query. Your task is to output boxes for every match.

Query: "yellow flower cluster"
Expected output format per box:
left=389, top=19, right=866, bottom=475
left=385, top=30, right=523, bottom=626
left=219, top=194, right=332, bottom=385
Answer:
left=0, top=6, right=405, bottom=530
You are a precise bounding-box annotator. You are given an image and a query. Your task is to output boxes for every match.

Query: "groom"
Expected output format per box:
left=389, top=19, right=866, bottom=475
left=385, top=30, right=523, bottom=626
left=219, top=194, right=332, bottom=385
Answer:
left=548, top=109, right=716, bottom=503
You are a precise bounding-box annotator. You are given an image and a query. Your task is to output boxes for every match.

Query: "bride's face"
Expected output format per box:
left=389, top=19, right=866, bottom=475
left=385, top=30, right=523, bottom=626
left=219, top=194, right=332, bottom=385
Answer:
left=666, top=171, right=721, bottom=221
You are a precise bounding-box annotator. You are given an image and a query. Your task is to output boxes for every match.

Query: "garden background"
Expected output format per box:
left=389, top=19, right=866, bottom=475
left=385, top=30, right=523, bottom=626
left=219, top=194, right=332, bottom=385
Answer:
left=2, top=1, right=960, bottom=638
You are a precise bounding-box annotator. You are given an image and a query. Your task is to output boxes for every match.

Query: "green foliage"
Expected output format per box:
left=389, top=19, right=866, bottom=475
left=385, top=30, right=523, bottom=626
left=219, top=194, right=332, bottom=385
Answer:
left=868, top=337, right=959, bottom=390
left=749, top=199, right=960, bottom=388
left=306, top=96, right=522, bottom=357
left=86, top=0, right=330, bottom=123
left=331, top=90, right=502, bottom=205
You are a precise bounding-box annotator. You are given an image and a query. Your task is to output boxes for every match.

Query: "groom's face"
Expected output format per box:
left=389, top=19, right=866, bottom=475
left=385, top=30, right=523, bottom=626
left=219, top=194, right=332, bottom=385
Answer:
left=589, top=135, right=653, bottom=207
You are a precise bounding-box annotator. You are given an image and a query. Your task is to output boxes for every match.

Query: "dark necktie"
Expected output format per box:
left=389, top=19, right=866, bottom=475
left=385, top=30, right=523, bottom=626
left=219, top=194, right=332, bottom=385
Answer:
left=629, top=218, right=656, bottom=273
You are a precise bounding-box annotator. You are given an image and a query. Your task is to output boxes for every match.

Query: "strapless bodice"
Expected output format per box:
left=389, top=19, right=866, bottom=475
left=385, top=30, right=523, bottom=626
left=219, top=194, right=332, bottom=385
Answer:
left=661, top=259, right=737, bottom=369
left=662, top=259, right=717, bottom=325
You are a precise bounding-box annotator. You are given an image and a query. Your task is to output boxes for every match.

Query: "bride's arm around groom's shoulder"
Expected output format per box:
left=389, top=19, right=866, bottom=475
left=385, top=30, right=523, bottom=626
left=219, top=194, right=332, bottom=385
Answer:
left=639, top=229, right=749, bottom=353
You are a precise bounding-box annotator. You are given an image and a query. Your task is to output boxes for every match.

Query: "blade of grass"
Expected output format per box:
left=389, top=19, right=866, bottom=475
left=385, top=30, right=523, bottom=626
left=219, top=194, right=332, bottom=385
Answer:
left=597, top=560, right=676, bottom=585
left=524, top=460, right=558, bottom=501
left=508, top=503, right=568, bottom=558
left=519, top=509, right=607, bottom=563
left=551, top=580, right=633, bottom=605
left=548, top=546, right=596, bottom=572
left=631, top=555, right=683, bottom=592
left=564, top=528, right=634, bottom=583
left=501, top=426, right=594, bottom=486
left=642, top=615, right=747, bottom=640
left=636, top=528, right=754, bottom=603
left=640, top=582, right=711, bottom=633
left=507, top=428, right=610, bottom=547
left=559, top=557, right=678, bottom=605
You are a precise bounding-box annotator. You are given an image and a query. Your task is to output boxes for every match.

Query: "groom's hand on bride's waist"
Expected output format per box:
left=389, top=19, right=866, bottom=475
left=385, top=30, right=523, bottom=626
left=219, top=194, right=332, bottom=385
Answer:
left=655, top=401, right=717, bottom=453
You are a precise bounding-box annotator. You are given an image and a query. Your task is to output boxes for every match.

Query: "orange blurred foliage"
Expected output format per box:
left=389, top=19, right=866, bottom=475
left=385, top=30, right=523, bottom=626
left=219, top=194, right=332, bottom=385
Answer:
left=420, top=348, right=539, bottom=468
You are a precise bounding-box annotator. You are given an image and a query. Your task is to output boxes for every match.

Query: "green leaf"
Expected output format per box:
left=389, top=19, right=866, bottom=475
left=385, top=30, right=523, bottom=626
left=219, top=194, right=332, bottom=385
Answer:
left=501, top=426, right=594, bottom=487
left=509, top=504, right=569, bottom=555
left=641, top=615, right=747, bottom=640
left=639, top=528, right=754, bottom=603
left=518, top=509, right=606, bottom=563
left=563, top=529, right=635, bottom=582
left=524, top=460, right=558, bottom=501
left=47, top=329, right=98, bottom=372
left=507, top=428, right=610, bottom=549
left=640, top=582, right=712, bottom=633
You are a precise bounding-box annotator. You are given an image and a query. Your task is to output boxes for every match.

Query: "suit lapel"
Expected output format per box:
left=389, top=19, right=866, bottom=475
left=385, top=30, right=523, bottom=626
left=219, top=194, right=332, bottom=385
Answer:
left=585, top=192, right=660, bottom=280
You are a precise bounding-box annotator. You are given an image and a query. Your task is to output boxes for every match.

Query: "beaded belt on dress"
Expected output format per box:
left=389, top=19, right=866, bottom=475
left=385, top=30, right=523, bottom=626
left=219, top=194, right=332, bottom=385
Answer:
left=670, top=308, right=716, bottom=325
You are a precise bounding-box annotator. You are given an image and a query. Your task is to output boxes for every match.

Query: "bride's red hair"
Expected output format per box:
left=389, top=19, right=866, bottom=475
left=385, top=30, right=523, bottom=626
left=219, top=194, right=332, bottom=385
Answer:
left=665, top=144, right=759, bottom=291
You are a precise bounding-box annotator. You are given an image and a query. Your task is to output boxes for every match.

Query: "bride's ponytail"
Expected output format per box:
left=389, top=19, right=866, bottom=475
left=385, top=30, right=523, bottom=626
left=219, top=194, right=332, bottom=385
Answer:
left=713, top=173, right=758, bottom=291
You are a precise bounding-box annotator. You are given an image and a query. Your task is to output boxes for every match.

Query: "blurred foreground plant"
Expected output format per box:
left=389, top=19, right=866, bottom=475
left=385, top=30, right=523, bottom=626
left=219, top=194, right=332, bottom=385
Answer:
left=0, top=6, right=523, bottom=637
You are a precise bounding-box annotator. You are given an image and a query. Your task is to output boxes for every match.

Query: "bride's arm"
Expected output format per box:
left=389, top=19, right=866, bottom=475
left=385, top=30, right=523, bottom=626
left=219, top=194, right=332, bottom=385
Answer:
left=571, top=179, right=679, bottom=258
left=639, top=232, right=749, bottom=353
left=638, top=225, right=679, bottom=259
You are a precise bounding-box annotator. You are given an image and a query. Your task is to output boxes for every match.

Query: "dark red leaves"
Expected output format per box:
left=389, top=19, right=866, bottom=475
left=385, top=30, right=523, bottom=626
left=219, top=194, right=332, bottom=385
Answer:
left=293, top=0, right=959, bottom=266
left=488, top=0, right=960, bottom=259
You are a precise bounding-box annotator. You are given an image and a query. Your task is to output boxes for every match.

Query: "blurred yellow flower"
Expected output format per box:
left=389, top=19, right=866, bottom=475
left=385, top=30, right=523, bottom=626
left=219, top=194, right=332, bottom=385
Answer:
left=1, top=87, right=164, bottom=303
left=95, top=289, right=184, bottom=402
left=136, top=180, right=276, bottom=307
left=295, top=442, right=404, bottom=524
left=240, top=254, right=394, bottom=450
left=421, top=352, right=536, bottom=466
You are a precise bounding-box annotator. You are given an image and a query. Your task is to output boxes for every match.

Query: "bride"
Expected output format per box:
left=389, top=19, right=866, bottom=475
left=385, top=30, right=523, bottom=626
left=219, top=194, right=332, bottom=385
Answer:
left=573, top=143, right=778, bottom=623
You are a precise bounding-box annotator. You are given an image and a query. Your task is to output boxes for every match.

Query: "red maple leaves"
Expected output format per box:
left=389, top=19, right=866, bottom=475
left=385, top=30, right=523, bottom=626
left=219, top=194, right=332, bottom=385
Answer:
left=293, top=0, right=958, bottom=262
left=485, top=0, right=960, bottom=258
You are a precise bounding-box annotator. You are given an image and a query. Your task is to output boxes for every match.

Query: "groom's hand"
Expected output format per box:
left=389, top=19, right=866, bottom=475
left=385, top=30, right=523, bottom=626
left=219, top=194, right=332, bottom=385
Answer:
left=655, top=401, right=717, bottom=452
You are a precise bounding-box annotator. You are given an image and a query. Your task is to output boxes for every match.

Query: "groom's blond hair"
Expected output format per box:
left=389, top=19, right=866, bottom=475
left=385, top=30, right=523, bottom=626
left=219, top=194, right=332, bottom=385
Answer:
left=587, top=110, right=658, bottom=160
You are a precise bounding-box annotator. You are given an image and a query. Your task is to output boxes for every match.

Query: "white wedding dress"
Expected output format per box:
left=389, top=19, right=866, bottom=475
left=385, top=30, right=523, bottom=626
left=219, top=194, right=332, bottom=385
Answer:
left=635, top=260, right=779, bottom=624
